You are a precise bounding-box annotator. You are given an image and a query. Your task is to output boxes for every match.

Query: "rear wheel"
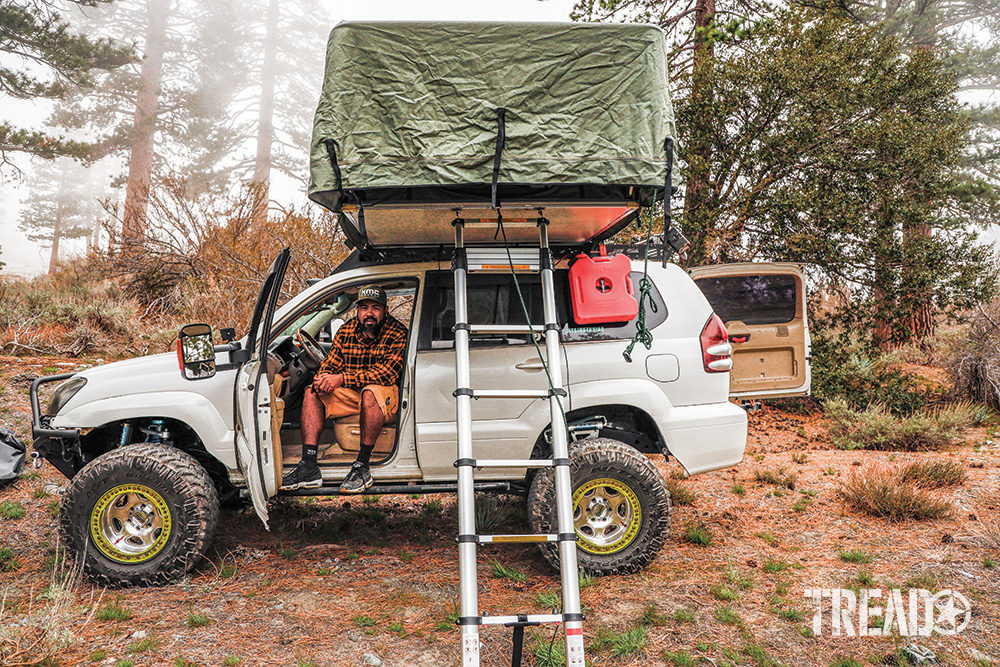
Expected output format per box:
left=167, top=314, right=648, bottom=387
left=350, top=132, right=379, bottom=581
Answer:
left=527, top=438, right=671, bottom=575
left=60, top=443, right=219, bottom=587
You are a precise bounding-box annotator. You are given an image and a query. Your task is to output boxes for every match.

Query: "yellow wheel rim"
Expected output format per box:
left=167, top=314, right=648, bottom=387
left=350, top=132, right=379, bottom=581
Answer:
left=572, top=477, right=642, bottom=554
left=90, top=484, right=172, bottom=564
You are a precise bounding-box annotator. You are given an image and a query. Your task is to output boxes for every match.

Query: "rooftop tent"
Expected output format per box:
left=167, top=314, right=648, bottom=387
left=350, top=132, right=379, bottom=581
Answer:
left=308, top=21, right=677, bottom=250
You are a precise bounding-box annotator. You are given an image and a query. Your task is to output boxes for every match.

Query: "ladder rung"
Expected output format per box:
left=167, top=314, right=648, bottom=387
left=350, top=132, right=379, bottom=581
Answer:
left=479, top=614, right=565, bottom=626
left=479, top=533, right=558, bottom=544
left=467, top=248, right=540, bottom=272
left=472, top=389, right=550, bottom=399
left=465, top=459, right=553, bottom=469
left=467, top=324, right=539, bottom=335
left=460, top=219, right=542, bottom=226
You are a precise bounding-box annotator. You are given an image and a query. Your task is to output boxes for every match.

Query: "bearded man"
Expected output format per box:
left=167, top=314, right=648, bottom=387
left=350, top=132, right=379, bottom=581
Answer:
left=280, top=285, right=408, bottom=493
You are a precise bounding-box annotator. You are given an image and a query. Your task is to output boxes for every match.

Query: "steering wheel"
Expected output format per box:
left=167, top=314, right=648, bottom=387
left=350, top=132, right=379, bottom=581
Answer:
left=294, top=329, right=326, bottom=370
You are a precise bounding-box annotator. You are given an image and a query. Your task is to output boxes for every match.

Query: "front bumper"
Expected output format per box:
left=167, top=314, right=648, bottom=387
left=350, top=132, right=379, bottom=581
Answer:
left=30, top=374, right=83, bottom=479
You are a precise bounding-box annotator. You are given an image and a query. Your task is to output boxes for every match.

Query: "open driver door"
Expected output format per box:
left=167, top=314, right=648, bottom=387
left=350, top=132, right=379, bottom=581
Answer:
left=234, top=248, right=291, bottom=528
left=688, top=263, right=811, bottom=400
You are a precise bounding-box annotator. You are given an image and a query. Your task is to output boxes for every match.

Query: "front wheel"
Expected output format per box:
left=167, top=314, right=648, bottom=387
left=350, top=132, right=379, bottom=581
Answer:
left=59, top=443, right=219, bottom=587
left=527, top=438, right=671, bottom=575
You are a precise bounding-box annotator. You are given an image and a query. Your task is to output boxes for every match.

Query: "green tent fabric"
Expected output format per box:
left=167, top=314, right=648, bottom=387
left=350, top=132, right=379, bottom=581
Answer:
left=308, top=21, right=677, bottom=214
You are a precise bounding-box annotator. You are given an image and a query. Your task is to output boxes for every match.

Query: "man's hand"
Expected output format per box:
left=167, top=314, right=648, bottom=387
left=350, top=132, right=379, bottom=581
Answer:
left=312, top=373, right=344, bottom=394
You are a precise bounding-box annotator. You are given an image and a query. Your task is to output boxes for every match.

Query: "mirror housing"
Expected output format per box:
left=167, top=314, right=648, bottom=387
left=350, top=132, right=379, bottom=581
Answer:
left=177, top=323, right=216, bottom=380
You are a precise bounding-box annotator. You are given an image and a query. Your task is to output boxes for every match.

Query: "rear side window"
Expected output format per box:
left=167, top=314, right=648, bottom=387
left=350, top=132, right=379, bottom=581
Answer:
left=695, top=274, right=797, bottom=325
left=562, top=271, right=667, bottom=343
left=418, top=270, right=666, bottom=350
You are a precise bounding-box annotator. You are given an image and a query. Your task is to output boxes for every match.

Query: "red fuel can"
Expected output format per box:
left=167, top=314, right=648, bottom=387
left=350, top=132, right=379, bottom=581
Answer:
left=568, top=252, right=638, bottom=325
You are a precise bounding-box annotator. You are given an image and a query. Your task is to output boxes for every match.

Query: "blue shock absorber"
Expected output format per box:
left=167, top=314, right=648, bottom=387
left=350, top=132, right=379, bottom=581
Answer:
left=142, top=419, right=169, bottom=444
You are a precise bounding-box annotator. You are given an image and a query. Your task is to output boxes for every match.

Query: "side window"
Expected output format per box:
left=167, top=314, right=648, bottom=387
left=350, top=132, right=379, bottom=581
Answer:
left=418, top=270, right=666, bottom=350
left=562, top=271, right=668, bottom=343
left=694, top=274, right=797, bottom=325
left=273, top=279, right=419, bottom=346
left=418, top=272, right=561, bottom=350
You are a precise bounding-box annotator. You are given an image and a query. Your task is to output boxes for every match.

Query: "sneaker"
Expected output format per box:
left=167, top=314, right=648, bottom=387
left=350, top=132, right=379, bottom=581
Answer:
left=280, top=460, right=323, bottom=490
left=339, top=462, right=373, bottom=494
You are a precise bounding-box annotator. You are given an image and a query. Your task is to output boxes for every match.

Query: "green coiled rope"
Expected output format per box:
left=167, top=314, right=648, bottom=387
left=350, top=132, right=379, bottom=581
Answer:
left=623, top=208, right=658, bottom=363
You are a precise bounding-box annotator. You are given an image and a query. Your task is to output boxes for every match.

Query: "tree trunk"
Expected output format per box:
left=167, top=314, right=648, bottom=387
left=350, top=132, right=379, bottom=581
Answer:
left=682, top=0, right=716, bottom=264
left=251, top=0, right=280, bottom=226
left=872, top=209, right=896, bottom=351
left=91, top=217, right=101, bottom=252
left=48, top=200, right=64, bottom=275
left=903, top=221, right=935, bottom=341
left=121, top=0, right=169, bottom=250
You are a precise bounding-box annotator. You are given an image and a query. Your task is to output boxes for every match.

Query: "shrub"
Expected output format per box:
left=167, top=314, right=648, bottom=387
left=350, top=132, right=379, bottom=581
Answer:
left=671, top=608, right=695, bottom=623
left=754, top=467, right=797, bottom=489
left=825, top=399, right=961, bottom=451
left=490, top=560, right=528, bottom=583
left=185, top=611, right=212, bottom=628
left=474, top=493, right=514, bottom=531
left=810, top=331, right=929, bottom=415
left=96, top=600, right=132, bottom=622
left=663, top=650, right=697, bottom=667
left=713, top=606, right=741, bottom=624
left=946, top=299, right=1000, bottom=411
left=532, top=632, right=566, bottom=667
left=683, top=522, right=713, bottom=546
left=665, top=478, right=697, bottom=505
left=0, top=500, right=26, bottom=520
left=840, top=464, right=953, bottom=520
left=638, top=604, right=668, bottom=627
left=710, top=584, right=737, bottom=601
left=598, top=627, right=648, bottom=658
left=838, top=549, right=873, bottom=564
left=900, top=460, right=967, bottom=488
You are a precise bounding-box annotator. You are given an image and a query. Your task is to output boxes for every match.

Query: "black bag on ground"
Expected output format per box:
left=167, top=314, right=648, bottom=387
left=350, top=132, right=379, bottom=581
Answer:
left=0, top=427, right=26, bottom=488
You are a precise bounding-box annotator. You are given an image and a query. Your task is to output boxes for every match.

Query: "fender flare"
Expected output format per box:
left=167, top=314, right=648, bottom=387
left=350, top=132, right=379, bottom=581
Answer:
left=514, top=379, right=675, bottom=454
left=52, top=391, right=237, bottom=469
left=566, top=379, right=673, bottom=449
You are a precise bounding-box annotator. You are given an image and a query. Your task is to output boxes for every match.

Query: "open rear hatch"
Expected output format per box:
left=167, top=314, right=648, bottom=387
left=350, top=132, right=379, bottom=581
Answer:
left=308, top=21, right=677, bottom=252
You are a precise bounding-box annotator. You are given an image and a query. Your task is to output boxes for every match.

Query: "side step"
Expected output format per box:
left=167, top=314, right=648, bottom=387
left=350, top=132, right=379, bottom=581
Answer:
left=276, top=481, right=518, bottom=497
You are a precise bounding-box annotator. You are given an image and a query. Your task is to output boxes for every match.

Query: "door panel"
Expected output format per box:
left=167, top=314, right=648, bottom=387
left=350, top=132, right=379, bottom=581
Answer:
left=235, top=360, right=274, bottom=527
left=234, top=248, right=290, bottom=527
left=414, top=270, right=570, bottom=479
left=688, top=263, right=810, bottom=399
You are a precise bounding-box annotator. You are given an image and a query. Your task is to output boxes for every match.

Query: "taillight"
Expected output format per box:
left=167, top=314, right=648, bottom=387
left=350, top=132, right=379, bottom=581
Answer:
left=700, top=313, right=733, bottom=373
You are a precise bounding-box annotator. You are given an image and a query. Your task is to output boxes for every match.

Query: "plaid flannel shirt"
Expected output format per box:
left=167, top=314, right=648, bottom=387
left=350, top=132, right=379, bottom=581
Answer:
left=314, top=315, right=408, bottom=391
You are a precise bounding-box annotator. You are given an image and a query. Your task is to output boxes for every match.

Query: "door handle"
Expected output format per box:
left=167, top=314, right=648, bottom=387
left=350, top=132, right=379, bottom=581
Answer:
left=515, top=361, right=546, bottom=371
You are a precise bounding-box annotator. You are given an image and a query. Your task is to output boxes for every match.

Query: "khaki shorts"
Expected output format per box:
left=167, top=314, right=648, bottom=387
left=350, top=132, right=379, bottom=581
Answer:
left=318, top=385, right=399, bottom=422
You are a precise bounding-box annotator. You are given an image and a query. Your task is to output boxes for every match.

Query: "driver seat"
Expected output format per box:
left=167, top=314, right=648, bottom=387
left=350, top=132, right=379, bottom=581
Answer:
left=332, top=414, right=396, bottom=459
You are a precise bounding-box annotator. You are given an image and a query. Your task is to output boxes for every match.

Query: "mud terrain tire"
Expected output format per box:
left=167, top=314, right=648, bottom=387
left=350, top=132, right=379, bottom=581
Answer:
left=60, top=443, right=219, bottom=587
left=527, top=438, right=671, bottom=575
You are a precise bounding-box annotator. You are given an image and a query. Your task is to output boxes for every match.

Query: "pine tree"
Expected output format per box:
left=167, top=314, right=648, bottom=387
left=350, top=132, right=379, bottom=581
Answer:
left=674, top=10, right=997, bottom=343
left=0, top=0, right=132, bottom=173
left=18, top=158, right=114, bottom=273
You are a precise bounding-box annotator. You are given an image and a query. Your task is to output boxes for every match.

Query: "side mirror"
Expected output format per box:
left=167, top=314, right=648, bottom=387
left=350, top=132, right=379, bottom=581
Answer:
left=177, top=323, right=216, bottom=380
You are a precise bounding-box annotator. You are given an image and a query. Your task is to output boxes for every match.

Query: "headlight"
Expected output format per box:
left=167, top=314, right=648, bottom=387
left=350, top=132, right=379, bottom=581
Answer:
left=47, top=376, right=87, bottom=416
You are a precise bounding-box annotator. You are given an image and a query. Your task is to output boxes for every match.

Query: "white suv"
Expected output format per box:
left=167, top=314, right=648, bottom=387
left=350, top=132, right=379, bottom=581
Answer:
left=31, top=249, right=808, bottom=586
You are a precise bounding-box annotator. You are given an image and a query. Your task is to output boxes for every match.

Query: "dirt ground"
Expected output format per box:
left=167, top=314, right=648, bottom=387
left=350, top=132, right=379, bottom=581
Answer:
left=1, top=355, right=998, bottom=667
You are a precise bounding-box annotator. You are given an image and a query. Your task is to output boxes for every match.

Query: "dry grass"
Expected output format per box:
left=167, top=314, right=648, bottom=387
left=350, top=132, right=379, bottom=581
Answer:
left=824, top=399, right=968, bottom=451
left=665, top=478, right=697, bottom=505
left=0, top=536, right=96, bottom=667
left=754, top=466, right=797, bottom=489
left=899, top=459, right=968, bottom=488
left=839, top=464, right=953, bottom=521
left=1, top=184, right=349, bottom=360
left=969, top=521, right=1000, bottom=550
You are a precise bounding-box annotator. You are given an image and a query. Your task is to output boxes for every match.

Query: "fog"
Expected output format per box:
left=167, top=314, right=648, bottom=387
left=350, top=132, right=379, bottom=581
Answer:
left=0, top=0, right=578, bottom=277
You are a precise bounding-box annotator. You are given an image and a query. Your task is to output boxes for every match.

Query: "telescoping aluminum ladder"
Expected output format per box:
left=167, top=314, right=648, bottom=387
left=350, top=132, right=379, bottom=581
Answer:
left=451, top=215, right=585, bottom=667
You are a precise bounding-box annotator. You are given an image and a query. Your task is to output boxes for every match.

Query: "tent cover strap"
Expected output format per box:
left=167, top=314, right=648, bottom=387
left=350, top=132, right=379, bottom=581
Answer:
left=308, top=21, right=677, bottom=213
